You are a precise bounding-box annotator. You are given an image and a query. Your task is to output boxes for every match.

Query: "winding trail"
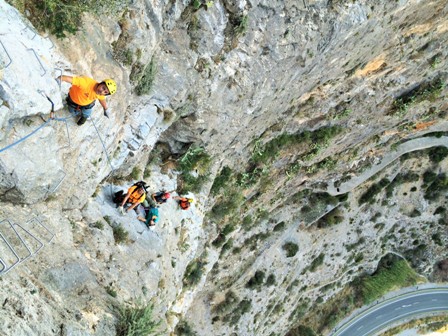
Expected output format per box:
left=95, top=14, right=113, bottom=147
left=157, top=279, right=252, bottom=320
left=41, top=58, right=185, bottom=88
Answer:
left=327, top=136, right=448, bottom=196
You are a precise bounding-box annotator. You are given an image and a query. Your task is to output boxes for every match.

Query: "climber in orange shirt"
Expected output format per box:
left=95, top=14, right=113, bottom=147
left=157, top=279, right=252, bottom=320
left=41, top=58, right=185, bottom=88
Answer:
left=58, top=75, right=117, bottom=125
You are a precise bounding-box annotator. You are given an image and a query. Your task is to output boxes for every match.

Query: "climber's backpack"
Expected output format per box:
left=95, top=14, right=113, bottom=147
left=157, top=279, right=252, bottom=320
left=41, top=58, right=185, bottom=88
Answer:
left=113, top=190, right=125, bottom=205
left=132, top=181, right=148, bottom=193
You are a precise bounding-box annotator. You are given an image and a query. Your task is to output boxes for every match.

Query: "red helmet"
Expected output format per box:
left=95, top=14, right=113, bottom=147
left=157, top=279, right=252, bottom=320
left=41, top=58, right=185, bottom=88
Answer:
left=164, top=192, right=171, bottom=199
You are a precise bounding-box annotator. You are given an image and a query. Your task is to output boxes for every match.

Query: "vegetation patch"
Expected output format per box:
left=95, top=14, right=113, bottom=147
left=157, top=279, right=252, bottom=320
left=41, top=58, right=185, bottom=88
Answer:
left=423, top=173, right=448, bottom=201
left=289, top=254, right=422, bottom=335
left=385, top=172, right=419, bottom=197
left=8, top=0, right=129, bottom=38
left=380, top=315, right=448, bottom=336
left=308, top=253, right=325, bottom=272
left=359, top=178, right=389, bottom=204
left=175, top=320, right=198, bottom=336
left=316, top=207, right=344, bottom=228
left=211, top=166, right=232, bottom=195
left=113, top=225, right=129, bottom=244
left=210, top=190, right=243, bottom=221
left=246, top=270, right=265, bottom=290
left=214, top=291, right=239, bottom=315
left=356, top=254, right=421, bottom=304
left=252, top=126, right=342, bottom=165
left=273, top=221, right=286, bottom=232
left=115, top=301, right=160, bottom=336
left=265, top=274, right=276, bottom=286
left=390, top=77, right=445, bottom=117
left=177, top=146, right=212, bottom=194
left=282, top=242, right=299, bottom=258
left=222, top=299, right=252, bottom=324
left=91, top=221, right=104, bottom=230
left=183, top=258, right=206, bottom=288
left=132, top=56, right=158, bottom=96
left=432, top=259, right=448, bottom=282
left=427, top=146, right=448, bottom=163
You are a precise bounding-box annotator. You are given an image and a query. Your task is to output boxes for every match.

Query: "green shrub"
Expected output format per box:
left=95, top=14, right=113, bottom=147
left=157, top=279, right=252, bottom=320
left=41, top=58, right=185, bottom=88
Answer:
left=273, top=221, right=286, bottom=232
left=178, top=146, right=212, bottom=194
left=222, top=298, right=252, bottom=324
left=265, top=274, right=276, bottom=286
left=359, top=178, right=389, bottom=204
left=233, top=15, right=248, bottom=36
left=252, top=126, right=342, bottom=165
left=309, top=253, right=325, bottom=272
left=106, top=286, right=117, bottom=298
left=92, top=221, right=104, bottom=230
left=409, top=209, right=421, bottom=218
left=115, top=302, right=160, bottom=336
left=214, top=291, right=238, bottom=315
left=286, top=325, right=316, bottom=336
left=113, top=226, right=129, bottom=244
left=212, top=233, right=226, bottom=247
left=354, top=253, right=364, bottom=263
left=175, top=320, right=197, bottom=336
left=134, top=56, right=157, bottom=96
left=317, top=208, right=344, bottom=228
left=356, top=254, right=420, bottom=304
left=183, top=259, right=205, bottom=288
left=11, top=0, right=128, bottom=38
left=345, top=237, right=365, bottom=251
left=423, top=171, right=438, bottom=184
left=130, top=167, right=141, bottom=180
left=434, top=206, right=446, bottom=215
left=236, top=167, right=265, bottom=188
left=221, top=223, right=235, bottom=235
left=428, top=146, right=448, bottom=163
left=301, top=205, right=312, bottom=214
left=220, top=238, right=233, bottom=257
left=432, top=233, right=443, bottom=246
left=211, top=166, right=232, bottom=195
left=424, top=173, right=448, bottom=201
left=242, top=215, right=253, bottom=230
left=287, top=301, right=309, bottom=323
left=390, top=78, right=445, bottom=116
left=282, top=242, right=299, bottom=258
left=386, top=172, right=420, bottom=197
left=246, top=270, right=265, bottom=289
left=210, top=190, right=243, bottom=220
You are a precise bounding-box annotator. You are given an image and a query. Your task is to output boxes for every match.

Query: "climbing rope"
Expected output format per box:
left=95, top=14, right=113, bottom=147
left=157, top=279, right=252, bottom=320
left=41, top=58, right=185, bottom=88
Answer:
left=0, top=93, right=72, bottom=154
left=0, top=119, right=51, bottom=154
left=90, top=117, right=114, bottom=172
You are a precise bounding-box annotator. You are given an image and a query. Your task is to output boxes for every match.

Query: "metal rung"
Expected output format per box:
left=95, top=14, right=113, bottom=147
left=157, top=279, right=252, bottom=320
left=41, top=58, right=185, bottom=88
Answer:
left=45, top=170, right=67, bottom=197
left=0, top=222, right=21, bottom=275
left=27, top=217, right=54, bottom=243
left=27, top=48, right=46, bottom=77
left=0, top=40, right=12, bottom=68
left=13, top=223, right=44, bottom=259
left=0, top=217, right=54, bottom=276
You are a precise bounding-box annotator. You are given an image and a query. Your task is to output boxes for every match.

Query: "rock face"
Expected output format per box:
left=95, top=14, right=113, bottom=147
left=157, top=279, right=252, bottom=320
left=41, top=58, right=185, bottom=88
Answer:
left=0, top=0, right=447, bottom=335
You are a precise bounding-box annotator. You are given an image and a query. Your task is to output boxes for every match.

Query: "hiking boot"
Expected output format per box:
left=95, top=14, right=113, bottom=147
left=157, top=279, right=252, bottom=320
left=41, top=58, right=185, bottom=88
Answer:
left=77, top=116, right=87, bottom=125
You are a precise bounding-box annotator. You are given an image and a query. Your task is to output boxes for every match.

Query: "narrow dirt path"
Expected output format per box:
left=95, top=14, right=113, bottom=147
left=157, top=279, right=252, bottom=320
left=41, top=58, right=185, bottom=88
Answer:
left=327, top=135, right=448, bottom=196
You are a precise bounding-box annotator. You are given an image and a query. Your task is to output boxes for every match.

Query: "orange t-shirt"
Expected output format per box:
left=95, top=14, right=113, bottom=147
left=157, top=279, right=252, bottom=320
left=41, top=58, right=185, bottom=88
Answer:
left=69, top=76, right=105, bottom=106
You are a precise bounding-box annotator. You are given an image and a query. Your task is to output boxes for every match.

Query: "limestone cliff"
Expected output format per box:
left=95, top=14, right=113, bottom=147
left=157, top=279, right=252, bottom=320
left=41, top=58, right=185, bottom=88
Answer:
left=0, top=0, right=447, bottom=335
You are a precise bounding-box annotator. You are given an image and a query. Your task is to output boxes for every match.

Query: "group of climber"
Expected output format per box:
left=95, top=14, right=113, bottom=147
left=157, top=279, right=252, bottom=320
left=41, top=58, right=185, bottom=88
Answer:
left=57, top=74, right=116, bottom=125
left=113, top=181, right=194, bottom=228
left=57, top=74, right=194, bottom=228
